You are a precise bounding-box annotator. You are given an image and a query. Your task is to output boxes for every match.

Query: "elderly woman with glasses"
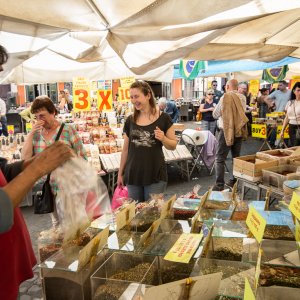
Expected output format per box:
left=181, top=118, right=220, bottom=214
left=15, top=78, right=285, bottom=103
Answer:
left=199, top=89, right=217, bottom=134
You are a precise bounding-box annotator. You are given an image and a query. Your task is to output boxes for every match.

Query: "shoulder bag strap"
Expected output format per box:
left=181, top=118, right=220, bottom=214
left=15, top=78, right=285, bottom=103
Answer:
left=45, top=123, right=65, bottom=182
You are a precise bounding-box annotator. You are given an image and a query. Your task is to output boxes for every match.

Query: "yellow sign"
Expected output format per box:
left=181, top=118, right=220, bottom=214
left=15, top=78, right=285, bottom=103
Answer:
left=289, top=191, right=300, bottom=221
left=118, top=87, right=131, bottom=102
left=73, top=77, right=91, bottom=112
left=97, top=90, right=112, bottom=111
left=138, top=218, right=162, bottom=247
left=290, top=76, right=300, bottom=90
left=254, top=247, right=262, bottom=290
left=276, top=125, right=289, bottom=139
left=164, top=233, right=203, bottom=263
left=246, top=206, right=267, bottom=243
left=115, top=201, right=135, bottom=231
left=120, top=76, right=135, bottom=88
left=249, top=79, right=260, bottom=98
left=7, top=125, right=14, bottom=134
left=296, top=219, right=300, bottom=242
left=244, top=278, right=256, bottom=300
left=26, top=123, right=32, bottom=133
left=251, top=124, right=267, bottom=139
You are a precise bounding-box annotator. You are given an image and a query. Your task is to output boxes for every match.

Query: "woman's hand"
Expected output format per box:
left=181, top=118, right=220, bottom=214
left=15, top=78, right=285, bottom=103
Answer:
left=31, top=120, right=44, bottom=134
left=117, top=174, right=124, bottom=187
left=154, top=126, right=165, bottom=142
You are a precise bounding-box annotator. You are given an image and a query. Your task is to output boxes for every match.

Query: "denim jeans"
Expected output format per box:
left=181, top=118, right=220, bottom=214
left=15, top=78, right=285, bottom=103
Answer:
left=0, top=116, right=8, bottom=137
left=202, top=120, right=217, bottom=135
left=215, top=130, right=242, bottom=187
left=127, top=181, right=167, bottom=202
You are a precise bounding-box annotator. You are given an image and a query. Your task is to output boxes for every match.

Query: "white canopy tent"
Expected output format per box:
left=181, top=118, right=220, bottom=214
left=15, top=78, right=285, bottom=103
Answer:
left=1, top=0, right=300, bottom=83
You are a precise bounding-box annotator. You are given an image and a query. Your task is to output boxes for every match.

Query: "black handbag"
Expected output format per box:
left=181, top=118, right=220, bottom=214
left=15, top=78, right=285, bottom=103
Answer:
left=34, top=123, right=65, bottom=214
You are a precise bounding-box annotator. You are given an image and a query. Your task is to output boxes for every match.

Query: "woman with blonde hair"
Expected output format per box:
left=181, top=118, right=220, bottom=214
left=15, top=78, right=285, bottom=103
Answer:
left=199, top=88, right=217, bottom=134
left=117, top=80, right=177, bottom=202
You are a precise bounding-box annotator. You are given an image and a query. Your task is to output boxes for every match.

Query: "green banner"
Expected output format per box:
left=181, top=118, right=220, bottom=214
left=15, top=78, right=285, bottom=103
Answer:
left=262, top=65, right=289, bottom=83
left=179, top=60, right=207, bottom=80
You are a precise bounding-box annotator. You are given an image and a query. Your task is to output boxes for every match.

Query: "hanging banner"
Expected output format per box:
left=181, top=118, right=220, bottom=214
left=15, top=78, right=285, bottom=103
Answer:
left=251, top=124, right=267, bottom=139
left=249, top=80, right=260, bottom=98
left=180, top=60, right=207, bottom=80
left=289, top=76, right=300, bottom=90
left=262, top=65, right=289, bottom=83
left=118, top=87, right=131, bottom=102
left=7, top=125, right=14, bottom=134
left=73, top=77, right=91, bottom=112
left=120, top=76, right=135, bottom=88
left=97, top=90, right=112, bottom=111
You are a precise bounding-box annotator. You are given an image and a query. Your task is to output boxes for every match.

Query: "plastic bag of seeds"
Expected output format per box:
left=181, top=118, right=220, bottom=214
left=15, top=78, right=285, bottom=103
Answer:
left=52, top=157, right=111, bottom=242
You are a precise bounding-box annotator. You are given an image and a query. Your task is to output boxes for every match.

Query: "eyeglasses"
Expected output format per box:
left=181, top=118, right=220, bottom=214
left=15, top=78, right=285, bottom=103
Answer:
left=212, top=84, right=217, bottom=87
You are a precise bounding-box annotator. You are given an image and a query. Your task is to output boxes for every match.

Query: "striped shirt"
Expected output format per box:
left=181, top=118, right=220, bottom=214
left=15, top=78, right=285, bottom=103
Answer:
left=32, top=122, right=86, bottom=193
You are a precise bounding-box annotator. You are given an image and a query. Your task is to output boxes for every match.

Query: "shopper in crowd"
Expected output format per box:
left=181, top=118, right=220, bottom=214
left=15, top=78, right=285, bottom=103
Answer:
left=280, top=82, right=300, bottom=146
left=21, top=96, right=86, bottom=226
left=211, top=80, right=223, bottom=104
left=64, top=88, right=73, bottom=103
left=0, top=96, right=8, bottom=136
left=158, top=97, right=180, bottom=123
left=256, top=88, right=269, bottom=118
left=117, top=80, right=177, bottom=202
left=264, top=80, right=291, bottom=147
left=58, top=90, right=68, bottom=111
left=212, top=79, right=248, bottom=191
left=19, top=102, right=35, bottom=123
left=0, top=43, right=73, bottom=300
left=199, top=89, right=217, bottom=134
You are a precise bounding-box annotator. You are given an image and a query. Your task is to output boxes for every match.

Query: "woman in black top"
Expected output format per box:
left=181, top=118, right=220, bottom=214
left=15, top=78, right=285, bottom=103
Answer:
left=117, top=81, right=177, bottom=202
left=199, top=89, right=217, bottom=134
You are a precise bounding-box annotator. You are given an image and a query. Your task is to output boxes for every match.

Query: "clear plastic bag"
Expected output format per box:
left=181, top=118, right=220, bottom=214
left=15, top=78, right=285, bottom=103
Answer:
left=52, top=157, right=111, bottom=242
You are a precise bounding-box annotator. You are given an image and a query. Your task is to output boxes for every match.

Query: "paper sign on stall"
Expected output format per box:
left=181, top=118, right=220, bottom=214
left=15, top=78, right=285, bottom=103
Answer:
left=160, top=195, right=176, bottom=219
left=144, top=272, right=222, bottom=300
left=164, top=233, right=203, bottom=263
left=73, top=77, right=91, bottom=112
left=7, top=125, right=14, bottom=134
left=251, top=124, right=267, bottom=139
left=276, top=125, right=289, bottom=139
left=97, top=89, right=112, bottom=111
left=120, top=76, right=135, bottom=88
left=138, top=218, right=162, bottom=247
left=244, top=277, right=256, bottom=300
left=26, top=123, right=32, bottom=133
left=115, top=202, right=135, bottom=231
left=289, top=191, right=300, bottom=221
left=118, top=87, right=131, bottom=102
left=78, top=226, right=109, bottom=270
left=246, top=205, right=266, bottom=243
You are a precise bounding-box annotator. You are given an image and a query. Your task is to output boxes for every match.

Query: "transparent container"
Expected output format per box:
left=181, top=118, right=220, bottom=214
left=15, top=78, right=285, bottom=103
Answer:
left=203, top=191, right=233, bottom=210
left=40, top=247, right=111, bottom=300
left=91, top=252, right=158, bottom=299
left=257, top=286, right=300, bottom=300
left=157, top=219, right=191, bottom=234
left=200, top=208, right=234, bottom=220
left=191, top=258, right=255, bottom=299
left=172, top=197, right=201, bottom=220
left=262, top=164, right=299, bottom=189
left=210, top=220, right=249, bottom=238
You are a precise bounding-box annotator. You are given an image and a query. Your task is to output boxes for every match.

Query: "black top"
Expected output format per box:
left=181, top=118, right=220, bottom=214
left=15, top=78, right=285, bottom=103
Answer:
left=124, top=112, right=173, bottom=185
left=201, top=100, right=215, bottom=122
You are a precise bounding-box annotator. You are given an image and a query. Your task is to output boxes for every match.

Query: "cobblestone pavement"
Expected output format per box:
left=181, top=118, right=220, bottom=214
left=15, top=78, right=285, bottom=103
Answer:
left=19, top=126, right=262, bottom=299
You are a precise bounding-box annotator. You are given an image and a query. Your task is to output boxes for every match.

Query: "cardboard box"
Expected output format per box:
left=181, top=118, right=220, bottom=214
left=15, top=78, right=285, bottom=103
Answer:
left=233, top=155, right=278, bottom=182
left=257, top=149, right=294, bottom=165
left=173, top=123, right=185, bottom=131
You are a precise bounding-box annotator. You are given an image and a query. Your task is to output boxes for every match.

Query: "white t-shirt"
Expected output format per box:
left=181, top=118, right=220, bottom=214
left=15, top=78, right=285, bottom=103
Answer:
left=285, top=100, right=300, bottom=125
left=269, top=89, right=291, bottom=112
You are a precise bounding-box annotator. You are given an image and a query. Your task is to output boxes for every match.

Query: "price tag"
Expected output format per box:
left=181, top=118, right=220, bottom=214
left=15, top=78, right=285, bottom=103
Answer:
left=73, top=77, right=91, bottom=112
left=118, top=87, right=131, bottom=102
left=276, top=125, right=289, bottom=139
left=164, top=233, right=203, bottom=263
left=77, top=226, right=109, bottom=270
left=289, top=191, right=300, bottom=221
left=160, top=195, right=177, bottom=219
left=246, top=205, right=266, bottom=243
left=26, top=123, right=32, bottom=133
left=115, top=202, right=135, bottom=231
left=7, top=125, right=14, bottom=134
left=251, top=124, right=267, bottom=139
left=244, top=277, right=256, bottom=300
left=97, top=90, right=112, bottom=111
left=138, top=218, right=162, bottom=247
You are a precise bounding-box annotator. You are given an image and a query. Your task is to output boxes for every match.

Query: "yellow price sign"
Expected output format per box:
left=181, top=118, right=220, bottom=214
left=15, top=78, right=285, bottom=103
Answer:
left=26, top=123, right=32, bottom=133
left=251, top=124, right=267, bottom=139
left=276, top=125, right=289, bottom=139
left=120, top=76, right=135, bottom=88
left=164, top=233, right=203, bottom=263
left=7, top=125, right=14, bottom=134
left=244, top=277, right=256, bottom=300
left=97, top=90, right=113, bottom=111
left=118, top=87, right=131, bottom=102
left=289, top=191, right=300, bottom=221
left=246, top=206, right=267, bottom=243
left=73, top=77, right=91, bottom=112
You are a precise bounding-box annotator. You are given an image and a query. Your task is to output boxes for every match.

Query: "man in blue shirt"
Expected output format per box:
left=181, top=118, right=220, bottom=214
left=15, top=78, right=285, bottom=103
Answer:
left=158, top=97, right=179, bottom=123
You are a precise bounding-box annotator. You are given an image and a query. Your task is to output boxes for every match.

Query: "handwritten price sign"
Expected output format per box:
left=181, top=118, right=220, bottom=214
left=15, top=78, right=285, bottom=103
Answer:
left=118, top=87, right=131, bottom=102
left=97, top=90, right=112, bottom=111
left=246, top=205, right=266, bottom=243
left=289, top=191, right=300, bottom=221
left=276, top=125, right=289, bottom=139
left=73, top=77, right=91, bottom=112
left=251, top=124, right=267, bottom=139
